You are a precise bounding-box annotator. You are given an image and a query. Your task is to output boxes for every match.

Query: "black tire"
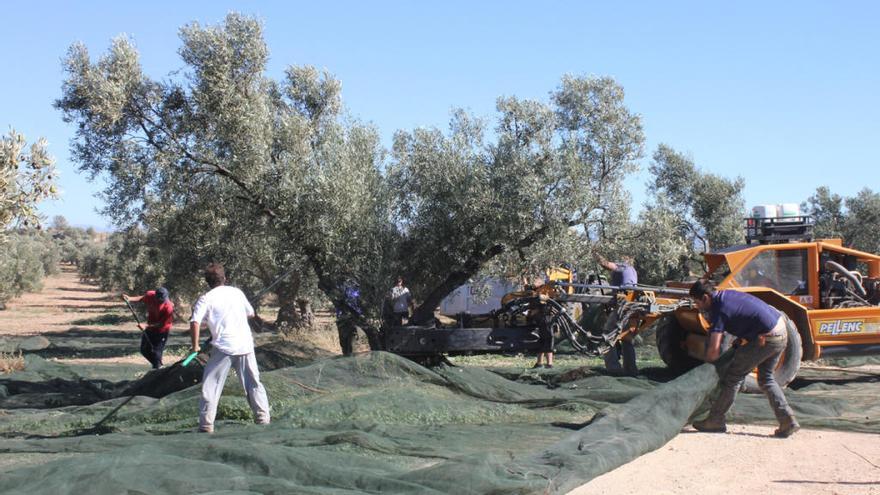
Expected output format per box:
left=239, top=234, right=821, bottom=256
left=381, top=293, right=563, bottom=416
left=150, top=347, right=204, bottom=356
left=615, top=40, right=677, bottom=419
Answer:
left=655, top=316, right=702, bottom=373
left=740, top=316, right=802, bottom=393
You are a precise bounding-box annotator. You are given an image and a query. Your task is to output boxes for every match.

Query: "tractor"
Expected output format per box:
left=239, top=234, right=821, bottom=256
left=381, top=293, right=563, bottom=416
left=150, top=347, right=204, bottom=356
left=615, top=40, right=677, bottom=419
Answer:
left=652, top=213, right=880, bottom=388
left=384, top=210, right=880, bottom=389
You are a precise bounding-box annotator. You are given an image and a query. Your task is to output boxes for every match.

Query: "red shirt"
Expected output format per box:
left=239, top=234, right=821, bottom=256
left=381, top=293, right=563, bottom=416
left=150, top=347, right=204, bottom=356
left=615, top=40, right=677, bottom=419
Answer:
left=143, top=290, right=174, bottom=333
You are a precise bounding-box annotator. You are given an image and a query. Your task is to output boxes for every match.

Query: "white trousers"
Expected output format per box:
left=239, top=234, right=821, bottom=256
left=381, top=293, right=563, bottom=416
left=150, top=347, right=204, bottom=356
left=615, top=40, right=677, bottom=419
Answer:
left=199, top=349, right=270, bottom=431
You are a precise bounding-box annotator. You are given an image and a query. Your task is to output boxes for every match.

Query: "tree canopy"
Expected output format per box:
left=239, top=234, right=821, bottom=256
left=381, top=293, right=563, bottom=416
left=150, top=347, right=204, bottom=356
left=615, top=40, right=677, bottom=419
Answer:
left=0, top=130, right=57, bottom=235
left=391, top=76, right=644, bottom=321
left=648, top=144, right=745, bottom=253
left=57, top=13, right=648, bottom=327
left=804, top=186, right=880, bottom=254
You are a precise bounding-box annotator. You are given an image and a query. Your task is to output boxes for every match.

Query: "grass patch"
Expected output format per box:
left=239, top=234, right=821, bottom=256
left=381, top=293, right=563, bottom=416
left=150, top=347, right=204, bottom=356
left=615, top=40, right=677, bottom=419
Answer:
left=449, top=352, right=605, bottom=372
left=0, top=350, right=25, bottom=374
left=448, top=340, right=666, bottom=373
left=282, top=322, right=342, bottom=354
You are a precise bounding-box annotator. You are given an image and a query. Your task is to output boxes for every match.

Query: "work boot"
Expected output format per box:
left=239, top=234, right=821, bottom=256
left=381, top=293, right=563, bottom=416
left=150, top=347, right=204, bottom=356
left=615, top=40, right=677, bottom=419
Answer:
left=774, top=417, right=800, bottom=438
left=692, top=416, right=727, bottom=433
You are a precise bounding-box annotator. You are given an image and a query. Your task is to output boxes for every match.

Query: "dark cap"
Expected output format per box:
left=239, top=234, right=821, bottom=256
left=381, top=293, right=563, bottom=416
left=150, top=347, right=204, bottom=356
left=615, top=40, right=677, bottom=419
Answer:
left=155, top=287, right=170, bottom=303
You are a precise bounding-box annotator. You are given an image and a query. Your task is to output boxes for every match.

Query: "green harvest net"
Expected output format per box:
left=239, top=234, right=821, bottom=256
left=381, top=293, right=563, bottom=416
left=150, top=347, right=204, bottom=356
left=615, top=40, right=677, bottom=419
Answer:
left=0, top=335, right=878, bottom=494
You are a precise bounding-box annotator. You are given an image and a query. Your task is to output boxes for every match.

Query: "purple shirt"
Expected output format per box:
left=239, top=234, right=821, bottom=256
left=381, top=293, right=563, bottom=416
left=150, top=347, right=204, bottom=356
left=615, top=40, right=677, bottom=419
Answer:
left=611, top=262, right=638, bottom=287
left=708, top=290, right=780, bottom=340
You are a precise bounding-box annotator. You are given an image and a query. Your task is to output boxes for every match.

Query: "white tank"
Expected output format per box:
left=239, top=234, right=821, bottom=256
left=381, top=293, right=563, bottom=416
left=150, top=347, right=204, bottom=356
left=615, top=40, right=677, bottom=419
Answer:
left=752, top=204, right=778, bottom=218
left=778, top=203, right=800, bottom=217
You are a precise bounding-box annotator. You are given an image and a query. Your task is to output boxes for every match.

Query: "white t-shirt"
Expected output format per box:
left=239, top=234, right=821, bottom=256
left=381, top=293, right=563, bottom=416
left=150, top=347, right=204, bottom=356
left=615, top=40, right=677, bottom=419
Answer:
left=390, top=286, right=412, bottom=313
left=190, top=285, right=255, bottom=355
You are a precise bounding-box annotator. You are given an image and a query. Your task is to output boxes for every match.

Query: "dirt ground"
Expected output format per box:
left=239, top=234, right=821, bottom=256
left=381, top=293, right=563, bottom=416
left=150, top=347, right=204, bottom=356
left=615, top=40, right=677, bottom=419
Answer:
left=2, top=267, right=879, bottom=494
left=0, top=266, right=190, bottom=366
left=0, top=266, right=128, bottom=335
left=573, top=424, right=880, bottom=495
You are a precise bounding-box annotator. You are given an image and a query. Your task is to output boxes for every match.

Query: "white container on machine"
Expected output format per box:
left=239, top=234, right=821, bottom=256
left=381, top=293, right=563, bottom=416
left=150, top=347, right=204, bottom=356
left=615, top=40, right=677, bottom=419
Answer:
left=752, top=204, right=779, bottom=218
left=778, top=203, right=800, bottom=218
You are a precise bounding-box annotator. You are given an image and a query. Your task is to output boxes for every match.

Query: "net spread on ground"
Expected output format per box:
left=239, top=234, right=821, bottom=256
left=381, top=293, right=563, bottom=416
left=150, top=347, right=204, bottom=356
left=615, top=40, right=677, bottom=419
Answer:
left=0, top=335, right=878, bottom=494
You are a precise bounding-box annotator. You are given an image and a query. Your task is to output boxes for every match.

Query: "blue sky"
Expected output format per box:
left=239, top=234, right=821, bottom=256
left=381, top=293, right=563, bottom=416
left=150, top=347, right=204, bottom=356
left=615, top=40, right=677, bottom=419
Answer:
left=2, top=1, right=877, bottom=230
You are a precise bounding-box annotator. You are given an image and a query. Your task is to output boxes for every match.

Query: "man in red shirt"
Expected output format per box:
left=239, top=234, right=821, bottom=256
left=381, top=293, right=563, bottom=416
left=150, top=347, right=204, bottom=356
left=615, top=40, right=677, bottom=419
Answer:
left=122, top=287, right=174, bottom=369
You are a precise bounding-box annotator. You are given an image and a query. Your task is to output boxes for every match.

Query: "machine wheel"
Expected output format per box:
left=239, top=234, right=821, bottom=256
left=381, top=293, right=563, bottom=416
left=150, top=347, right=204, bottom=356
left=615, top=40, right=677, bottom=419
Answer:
left=655, top=316, right=701, bottom=373
left=740, top=317, right=802, bottom=393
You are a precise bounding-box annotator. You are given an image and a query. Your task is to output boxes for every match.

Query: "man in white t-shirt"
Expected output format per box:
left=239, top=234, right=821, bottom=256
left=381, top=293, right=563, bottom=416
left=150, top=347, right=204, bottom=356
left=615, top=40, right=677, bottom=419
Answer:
left=190, top=263, right=270, bottom=433
left=389, top=276, right=413, bottom=326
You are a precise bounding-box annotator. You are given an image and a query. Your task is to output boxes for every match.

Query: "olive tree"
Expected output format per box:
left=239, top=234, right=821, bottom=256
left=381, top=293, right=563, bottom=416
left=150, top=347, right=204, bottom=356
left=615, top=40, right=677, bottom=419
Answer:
left=615, top=203, right=691, bottom=285
left=841, top=188, right=880, bottom=254
left=0, top=130, right=57, bottom=235
left=391, top=76, right=644, bottom=323
left=804, top=186, right=880, bottom=254
left=802, top=186, right=845, bottom=240
left=57, top=14, right=645, bottom=334
left=649, top=144, right=745, bottom=255
left=48, top=215, right=101, bottom=266
left=56, top=14, right=393, bottom=331
left=0, top=230, right=62, bottom=307
left=0, top=131, right=59, bottom=308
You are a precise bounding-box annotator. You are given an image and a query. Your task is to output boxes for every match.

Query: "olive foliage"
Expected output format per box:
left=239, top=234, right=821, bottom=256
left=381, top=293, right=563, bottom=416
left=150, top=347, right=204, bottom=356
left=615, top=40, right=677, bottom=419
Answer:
left=57, top=14, right=645, bottom=327
left=622, top=145, right=748, bottom=283
left=0, top=131, right=59, bottom=308
left=803, top=186, right=880, bottom=254
left=0, top=130, right=57, bottom=235
left=0, top=230, right=62, bottom=308
left=649, top=145, right=745, bottom=251
left=391, top=77, right=644, bottom=321
left=56, top=14, right=392, bottom=326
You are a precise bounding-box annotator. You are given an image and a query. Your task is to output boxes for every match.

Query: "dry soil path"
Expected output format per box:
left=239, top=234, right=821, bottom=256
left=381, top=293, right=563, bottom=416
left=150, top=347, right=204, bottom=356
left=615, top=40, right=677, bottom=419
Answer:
left=0, top=265, right=122, bottom=335
left=0, top=265, right=186, bottom=365
left=572, top=423, right=880, bottom=495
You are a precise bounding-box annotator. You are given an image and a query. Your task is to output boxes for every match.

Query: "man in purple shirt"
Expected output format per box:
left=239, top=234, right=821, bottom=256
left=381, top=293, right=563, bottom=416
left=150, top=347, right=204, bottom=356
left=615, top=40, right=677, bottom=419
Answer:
left=689, top=279, right=800, bottom=438
left=598, top=255, right=639, bottom=375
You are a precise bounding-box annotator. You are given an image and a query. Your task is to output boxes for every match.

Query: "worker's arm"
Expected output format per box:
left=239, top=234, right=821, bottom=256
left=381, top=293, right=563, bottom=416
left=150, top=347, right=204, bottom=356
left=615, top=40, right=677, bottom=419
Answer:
left=189, top=295, right=207, bottom=353
left=705, top=332, right=723, bottom=362
left=595, top=254, right=618, bottom=272
left=122, top=294, right=145, bottom=303
left=189, top=321, right=201, bottom=353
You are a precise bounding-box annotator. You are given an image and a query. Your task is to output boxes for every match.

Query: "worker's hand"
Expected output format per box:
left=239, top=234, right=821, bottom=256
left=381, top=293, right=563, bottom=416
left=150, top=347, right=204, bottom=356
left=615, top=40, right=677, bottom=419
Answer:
left=192, top=344, right=201, bottom=354
left=121, top=294, right=129, bottom=302
left=137, top=323, right=144, bottom=331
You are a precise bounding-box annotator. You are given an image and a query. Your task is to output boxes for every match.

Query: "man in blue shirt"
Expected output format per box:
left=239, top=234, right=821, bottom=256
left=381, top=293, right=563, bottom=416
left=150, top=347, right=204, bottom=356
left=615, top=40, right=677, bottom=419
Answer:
left=598, top=255, right=639, bottom=375
left=336, top=280, right=380, bottom=356
left=689, top=279, right=800, bottom=438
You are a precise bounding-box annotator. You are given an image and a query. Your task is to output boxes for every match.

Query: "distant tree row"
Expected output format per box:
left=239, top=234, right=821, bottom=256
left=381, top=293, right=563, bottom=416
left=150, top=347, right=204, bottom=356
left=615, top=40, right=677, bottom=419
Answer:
left=0, top=216, right=103, bottom=309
